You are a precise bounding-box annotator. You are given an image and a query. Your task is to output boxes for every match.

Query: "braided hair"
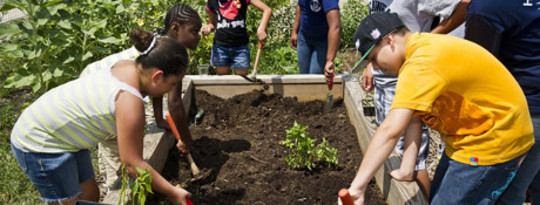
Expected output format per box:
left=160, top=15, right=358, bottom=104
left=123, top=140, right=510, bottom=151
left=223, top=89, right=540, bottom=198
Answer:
left=157, top=3, right=201, bottom=35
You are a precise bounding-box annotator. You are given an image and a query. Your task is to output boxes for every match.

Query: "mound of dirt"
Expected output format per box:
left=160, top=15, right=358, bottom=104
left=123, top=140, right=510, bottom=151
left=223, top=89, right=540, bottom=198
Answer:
left=149, top=89, right=386, bottom=205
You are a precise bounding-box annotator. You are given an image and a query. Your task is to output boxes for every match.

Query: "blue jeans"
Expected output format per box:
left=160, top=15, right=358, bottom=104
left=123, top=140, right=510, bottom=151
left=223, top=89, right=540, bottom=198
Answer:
left=210, top=43, right=251, bottom=69
left=497, top=115, right=540, bottom=205
left=297, top=32, right=326, bottom=74
left=431, top=152, right=525, bottom=205
left=11, top=144, right=95, bottom=203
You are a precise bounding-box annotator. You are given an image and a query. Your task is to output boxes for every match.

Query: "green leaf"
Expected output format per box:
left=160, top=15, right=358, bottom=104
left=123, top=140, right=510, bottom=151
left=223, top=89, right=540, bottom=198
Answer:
left=97, top=36, right=122, bottom=44
left=4, top=74, right=36, bottom=89
left=53, top=68, right=64, bottom=77
left=0, top=23, right=22, bottom=39
left=0, top=43, right=18, bottom=53
left=37, top=18, right=49, bottom=26
left=63, top=56, right=75, bottom=64
left=81, top=51, right=93, bottom=61
left=0, top=4, right=16, bottom=12
left=57, top=20, right=72, bottom=29
left=116, top=4, right=125, bottom=14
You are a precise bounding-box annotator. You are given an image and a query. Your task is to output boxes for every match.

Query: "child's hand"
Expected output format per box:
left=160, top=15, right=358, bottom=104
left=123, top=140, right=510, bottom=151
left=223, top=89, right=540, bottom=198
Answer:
left=290, top=32, right=298, bottom=50
left=176, top=140, right=190, bottom=155
left=257, top=28, right=267, bottom=45
left=361, top=63, right=374, bottom=92
left=201, top=25, right=214, bottom=36
left=169, top=186, right=191, bottom=205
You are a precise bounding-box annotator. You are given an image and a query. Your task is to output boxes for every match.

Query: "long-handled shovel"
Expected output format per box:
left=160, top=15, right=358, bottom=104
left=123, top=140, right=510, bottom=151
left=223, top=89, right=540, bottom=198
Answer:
left=241, top=42, right=263, bottom=83
left=324, top=73, right=334, bottom=113
left=165, top=113, right=203, bottom=181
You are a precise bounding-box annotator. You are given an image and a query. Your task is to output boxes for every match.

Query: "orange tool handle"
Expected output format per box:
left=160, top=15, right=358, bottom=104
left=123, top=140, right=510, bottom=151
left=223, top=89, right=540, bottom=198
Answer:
left=339, top=188, right=354, bottom=205
left=165, top=113, right=181, bottom=140
left=258, top=42, right=263, bottom=49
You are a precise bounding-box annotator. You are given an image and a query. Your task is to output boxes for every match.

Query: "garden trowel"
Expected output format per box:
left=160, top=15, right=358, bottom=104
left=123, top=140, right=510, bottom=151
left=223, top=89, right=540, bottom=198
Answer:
left=165, top=113, right=203, bottom=181
left=324, top=73, right=334, bottom=113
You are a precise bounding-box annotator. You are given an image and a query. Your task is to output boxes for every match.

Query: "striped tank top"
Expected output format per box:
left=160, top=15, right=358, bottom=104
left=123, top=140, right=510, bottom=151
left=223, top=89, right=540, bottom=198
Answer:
left=11, top=68, right=143, bottom=153
left=80, top=47, right=139, bottom=77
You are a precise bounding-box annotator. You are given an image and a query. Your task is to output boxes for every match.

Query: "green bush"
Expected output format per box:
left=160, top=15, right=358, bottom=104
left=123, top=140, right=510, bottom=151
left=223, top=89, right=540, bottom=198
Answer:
left=340, top=0, right=369, bottom=49
left=0, top=0, right=183, bottom=93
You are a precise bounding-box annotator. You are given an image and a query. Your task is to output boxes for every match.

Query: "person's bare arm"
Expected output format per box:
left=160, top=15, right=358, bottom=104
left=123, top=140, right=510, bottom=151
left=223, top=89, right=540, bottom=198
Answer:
left=431, top=0, right=470, bottom=34
left=324, top=9, right=341, bottom=82
left=201, top=11, right=217, bottom=36
left=152, top=96, right=170, bottom=130
left=348, top=108, right=415, bottom=203
left=115, top=91, right=190, bottom=205
left=290, top=5, right=301, bottom=49
left=167, top=83, right=193, bottom=154
left=250, top=0, right=272, bottom=45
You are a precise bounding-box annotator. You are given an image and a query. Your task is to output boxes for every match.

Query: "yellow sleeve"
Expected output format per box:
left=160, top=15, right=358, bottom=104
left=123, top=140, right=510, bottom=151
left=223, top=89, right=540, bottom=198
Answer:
left=391, top=61, right=448, bottom=113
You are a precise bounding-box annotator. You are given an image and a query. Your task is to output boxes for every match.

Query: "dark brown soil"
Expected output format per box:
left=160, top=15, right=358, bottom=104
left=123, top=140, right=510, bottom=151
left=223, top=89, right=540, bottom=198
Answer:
left=148, top=89, right=386, bottom=205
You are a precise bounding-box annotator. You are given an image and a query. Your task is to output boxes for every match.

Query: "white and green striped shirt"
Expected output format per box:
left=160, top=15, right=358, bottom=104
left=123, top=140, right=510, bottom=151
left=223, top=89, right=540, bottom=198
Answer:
left=11, top=68, right=143, bottom=153
left=80, top=47, right=140, bottom=77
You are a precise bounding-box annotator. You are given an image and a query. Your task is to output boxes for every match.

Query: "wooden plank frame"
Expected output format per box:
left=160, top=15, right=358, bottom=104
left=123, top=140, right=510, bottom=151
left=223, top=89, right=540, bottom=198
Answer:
left=102, top=74, right=427, bottom=204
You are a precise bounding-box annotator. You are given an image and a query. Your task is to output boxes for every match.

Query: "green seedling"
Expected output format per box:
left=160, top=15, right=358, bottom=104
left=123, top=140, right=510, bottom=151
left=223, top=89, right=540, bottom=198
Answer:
left=119, top=165, right=153, bottom=205
left=281, top=122, right=338, bottom=170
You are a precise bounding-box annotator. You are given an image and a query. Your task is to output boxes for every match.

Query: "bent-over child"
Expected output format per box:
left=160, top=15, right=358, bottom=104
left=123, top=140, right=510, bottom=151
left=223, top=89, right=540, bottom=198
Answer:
left=11, top=29, right=192, bottom=205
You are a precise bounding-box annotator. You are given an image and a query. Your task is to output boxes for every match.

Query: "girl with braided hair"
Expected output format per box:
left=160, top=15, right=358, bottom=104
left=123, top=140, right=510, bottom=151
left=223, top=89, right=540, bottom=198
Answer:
left=80, top=3, right=202, bottom=190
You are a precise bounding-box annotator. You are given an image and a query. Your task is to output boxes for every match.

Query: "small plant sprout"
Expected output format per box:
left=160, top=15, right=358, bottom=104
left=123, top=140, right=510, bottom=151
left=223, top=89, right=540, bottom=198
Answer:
left=119, top=165, right=153, bottom=205
left=281, top=122, right=338, bottom=170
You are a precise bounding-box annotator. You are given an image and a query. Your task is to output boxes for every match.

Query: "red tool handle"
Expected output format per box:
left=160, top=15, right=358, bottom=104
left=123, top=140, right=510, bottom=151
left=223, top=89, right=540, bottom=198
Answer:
left=258, top=42, right=263, bottom=49
left=186, top=197, right=193, bottom=205
left=327, top=72, right=334, bottom=90
left=165, top=113, right=181, bottom=140
left=339, top=189, right=354, bottom=205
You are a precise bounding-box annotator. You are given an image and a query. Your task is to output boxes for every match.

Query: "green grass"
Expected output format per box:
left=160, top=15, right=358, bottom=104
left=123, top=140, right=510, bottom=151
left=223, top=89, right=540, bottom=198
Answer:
left=0, top=143, right=45, bottom=204
left=0, top=98, right=44, bottom=204
left=0, top=96, right=100, bottom=204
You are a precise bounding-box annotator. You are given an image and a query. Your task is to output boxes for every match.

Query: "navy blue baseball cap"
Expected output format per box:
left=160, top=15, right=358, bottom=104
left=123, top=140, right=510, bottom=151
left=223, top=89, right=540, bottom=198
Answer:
left=353, top=12, right=405, bottom=70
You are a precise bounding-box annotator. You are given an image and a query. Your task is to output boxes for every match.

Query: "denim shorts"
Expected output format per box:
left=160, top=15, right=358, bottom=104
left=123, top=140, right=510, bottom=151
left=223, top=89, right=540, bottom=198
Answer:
left=11, top=144, right=95, bottom=203
left=211, top=43, right=251, bottom=69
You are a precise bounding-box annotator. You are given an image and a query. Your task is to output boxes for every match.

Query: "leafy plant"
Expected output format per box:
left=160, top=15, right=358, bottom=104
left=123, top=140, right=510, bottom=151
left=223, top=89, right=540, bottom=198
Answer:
left=0, top=0, right=178, bottom=93
left=281, top=122, right=338, bottom=170
left=119, top=165, right=153, bottom=205
left=340, top=0, right=369, bottom=49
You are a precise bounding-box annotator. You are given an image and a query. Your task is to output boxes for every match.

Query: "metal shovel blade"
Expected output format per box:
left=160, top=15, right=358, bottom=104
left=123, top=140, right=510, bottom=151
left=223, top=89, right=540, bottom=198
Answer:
left=324, top=73, right=335, bottom=113
left=324, top=91, right=333, bottom=113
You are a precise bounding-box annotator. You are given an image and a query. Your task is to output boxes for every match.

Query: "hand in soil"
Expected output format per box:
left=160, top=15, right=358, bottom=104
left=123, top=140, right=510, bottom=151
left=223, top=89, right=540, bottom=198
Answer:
left=169, top=186, right=191, bottom=205
left=341, top=189, right=364, bottom=205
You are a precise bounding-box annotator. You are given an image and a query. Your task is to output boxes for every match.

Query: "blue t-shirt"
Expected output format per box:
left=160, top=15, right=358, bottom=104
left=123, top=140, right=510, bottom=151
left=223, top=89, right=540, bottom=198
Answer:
left=298, top=0, right=339, bottom=41
left=466, top=0, right=540, bottom=115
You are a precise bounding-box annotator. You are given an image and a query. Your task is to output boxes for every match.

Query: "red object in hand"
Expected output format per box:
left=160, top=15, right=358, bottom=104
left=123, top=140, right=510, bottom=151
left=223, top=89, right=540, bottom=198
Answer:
left=186, top=197, right=193, bottom=205
left=339, top=188, right=354, bottom=205
left=327, top=72, right=334, bottom=90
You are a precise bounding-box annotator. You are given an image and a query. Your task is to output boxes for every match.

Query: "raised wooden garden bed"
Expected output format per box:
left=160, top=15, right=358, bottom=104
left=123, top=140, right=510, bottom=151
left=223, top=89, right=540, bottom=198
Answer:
left=102, top=75, right=427, bottom=205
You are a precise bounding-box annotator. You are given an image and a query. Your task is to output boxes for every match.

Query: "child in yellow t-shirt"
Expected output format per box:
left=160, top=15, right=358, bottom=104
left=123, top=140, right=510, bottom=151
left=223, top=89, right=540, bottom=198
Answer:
left=343, top=12, right=534, bottom=204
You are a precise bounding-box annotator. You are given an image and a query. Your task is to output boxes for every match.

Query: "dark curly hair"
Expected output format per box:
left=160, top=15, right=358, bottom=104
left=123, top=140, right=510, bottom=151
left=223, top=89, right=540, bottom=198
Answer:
left=129, top=28, right=188, bottom=78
